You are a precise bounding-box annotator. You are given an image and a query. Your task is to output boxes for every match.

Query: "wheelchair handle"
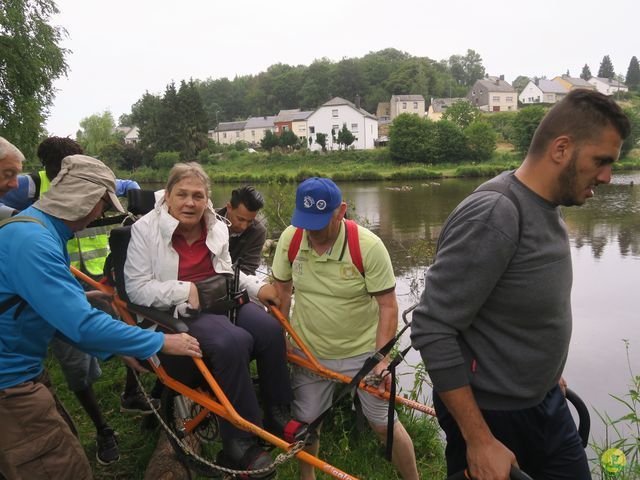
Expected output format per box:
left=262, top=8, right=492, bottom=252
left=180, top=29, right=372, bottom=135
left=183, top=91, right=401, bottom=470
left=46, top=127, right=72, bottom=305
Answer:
left=447, top=466, right=533, bottom=480
left=565, top=387, right=590, bottom=448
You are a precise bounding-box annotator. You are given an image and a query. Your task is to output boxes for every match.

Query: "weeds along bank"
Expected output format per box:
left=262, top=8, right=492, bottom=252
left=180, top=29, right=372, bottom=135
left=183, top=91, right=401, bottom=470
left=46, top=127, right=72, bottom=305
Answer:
left=114, top=147, right=640, bottom=185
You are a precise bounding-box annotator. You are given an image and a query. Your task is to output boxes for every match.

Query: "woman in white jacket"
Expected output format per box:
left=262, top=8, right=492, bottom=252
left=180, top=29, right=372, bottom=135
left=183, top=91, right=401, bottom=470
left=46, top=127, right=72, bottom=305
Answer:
left=124, top=163, right=303, bottom=477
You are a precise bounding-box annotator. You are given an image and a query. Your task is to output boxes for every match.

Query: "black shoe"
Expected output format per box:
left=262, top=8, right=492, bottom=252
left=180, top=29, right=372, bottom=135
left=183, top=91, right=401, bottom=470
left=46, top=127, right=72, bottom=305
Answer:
left=96, top=428, right=119, bottom=465
left=263, top=404, right=308, bottom=443
left=221, top=437, right=274, bottom=479
left=120, top=391, right=160, bottom=414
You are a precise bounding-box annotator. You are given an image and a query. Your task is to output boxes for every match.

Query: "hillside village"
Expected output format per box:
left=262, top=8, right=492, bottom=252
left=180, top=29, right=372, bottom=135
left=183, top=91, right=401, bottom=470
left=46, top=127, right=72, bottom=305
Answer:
left=155, top=73, right=630, bottom=152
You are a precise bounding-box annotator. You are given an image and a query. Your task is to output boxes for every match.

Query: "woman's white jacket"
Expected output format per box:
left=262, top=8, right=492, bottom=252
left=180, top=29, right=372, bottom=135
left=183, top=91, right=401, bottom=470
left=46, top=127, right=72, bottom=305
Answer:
left=124, top=197, right=265, bottom=309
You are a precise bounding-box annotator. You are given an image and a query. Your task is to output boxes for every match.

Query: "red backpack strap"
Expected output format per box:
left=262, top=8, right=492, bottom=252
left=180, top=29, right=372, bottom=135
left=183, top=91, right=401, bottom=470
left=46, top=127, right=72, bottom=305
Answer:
left=345, top=219, right=364, bottom=276
left=288, top=227, right=304, bottom=265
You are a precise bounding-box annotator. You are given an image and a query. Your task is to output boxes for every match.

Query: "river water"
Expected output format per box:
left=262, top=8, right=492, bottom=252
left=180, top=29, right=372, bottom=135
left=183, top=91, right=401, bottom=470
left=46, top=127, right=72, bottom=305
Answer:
left=204, top=172, right=639, bottom=448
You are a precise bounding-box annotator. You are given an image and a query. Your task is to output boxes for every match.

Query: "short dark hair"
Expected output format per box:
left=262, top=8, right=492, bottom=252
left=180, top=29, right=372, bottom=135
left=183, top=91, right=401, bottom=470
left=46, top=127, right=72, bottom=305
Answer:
left=527, top=89, right=631, bottom=158
left=230, top=185, right=264, bottom=212
left=37, top=137, right=84, bottom=172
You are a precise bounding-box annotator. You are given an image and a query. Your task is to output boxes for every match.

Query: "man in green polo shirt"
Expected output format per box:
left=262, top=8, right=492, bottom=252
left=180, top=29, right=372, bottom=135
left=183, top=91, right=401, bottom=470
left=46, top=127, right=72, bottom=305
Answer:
left=272, top=177, right=418, bottom=480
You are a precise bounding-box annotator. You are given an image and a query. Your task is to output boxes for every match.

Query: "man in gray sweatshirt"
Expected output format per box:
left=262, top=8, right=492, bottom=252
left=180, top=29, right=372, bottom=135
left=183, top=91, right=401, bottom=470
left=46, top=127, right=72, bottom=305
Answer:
left=411, top=89, right=630, bottom=480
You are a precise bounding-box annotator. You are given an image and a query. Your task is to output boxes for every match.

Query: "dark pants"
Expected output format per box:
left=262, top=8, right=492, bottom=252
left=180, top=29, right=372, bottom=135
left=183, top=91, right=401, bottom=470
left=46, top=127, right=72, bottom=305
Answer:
left=183, top=302, right=292, bottom=441
left=434, top=386, right=591, bottom=480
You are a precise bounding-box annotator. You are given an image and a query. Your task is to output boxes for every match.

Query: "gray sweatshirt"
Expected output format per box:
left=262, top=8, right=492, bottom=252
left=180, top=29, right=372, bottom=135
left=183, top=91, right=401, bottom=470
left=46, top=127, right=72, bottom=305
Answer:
left=411, top=171, right=572, bottom=410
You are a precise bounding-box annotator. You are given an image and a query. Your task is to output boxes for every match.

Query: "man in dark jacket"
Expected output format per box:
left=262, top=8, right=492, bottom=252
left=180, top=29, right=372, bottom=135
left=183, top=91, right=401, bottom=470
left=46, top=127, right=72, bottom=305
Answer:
left=217, top=186, right=267, bottom=275
left=411, top=89, right=630, bottom=480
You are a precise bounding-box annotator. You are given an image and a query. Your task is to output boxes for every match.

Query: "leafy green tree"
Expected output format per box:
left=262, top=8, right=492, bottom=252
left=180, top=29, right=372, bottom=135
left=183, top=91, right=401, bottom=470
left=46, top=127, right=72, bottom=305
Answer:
left=432, top=120, right=469, bottom=163
left=130, top=91, right=162, bottom=158
left=625, top=57, right=640, bottom=90
left=464, top=121, right=497, bottom=162
left=580, top=64, right=592, bottom=80
left=512, top=106, right=546, bottom=154
left=0, top=0, right=68, bottom=159
left=120, top=144, right=143, bottom=170
left=76, top=111, right=119, bottom=157
left=447, top=49, right=486, bottom=87
left=389, top=113, right=432, bottom=164
left=598, top=55, right=615, bottom=79
left=621, top=107, right=639, bottom=157
left=153, top=151, right=180, bottom=169
left=279, top=130, right=298, bottom=150
left=260, top=130, right=279, bottom=152
left=337, top=125, right=356, bottom=149
left=315, top=133, right=328, bottom=152
left=484, top=111, right=518, bottom=143
left=177, top=79, right=208, bottom=160
left=442, top=100, right=480, bottom=129
left=511, top=76, right=530, bottom=94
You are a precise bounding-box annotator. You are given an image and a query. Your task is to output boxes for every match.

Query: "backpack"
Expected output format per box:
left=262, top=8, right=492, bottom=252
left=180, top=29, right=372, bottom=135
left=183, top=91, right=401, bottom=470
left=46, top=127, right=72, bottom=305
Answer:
left=287, top=219, right=364, bottom=276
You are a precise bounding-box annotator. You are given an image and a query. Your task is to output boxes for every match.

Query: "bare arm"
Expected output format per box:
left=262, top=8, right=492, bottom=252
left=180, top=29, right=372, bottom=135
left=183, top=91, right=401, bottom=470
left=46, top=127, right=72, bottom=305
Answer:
left=438, top=386, right=516, bottom=480
left=273, top=279, right=293, bottom=319
left=372, top=289, right=398, bottom=392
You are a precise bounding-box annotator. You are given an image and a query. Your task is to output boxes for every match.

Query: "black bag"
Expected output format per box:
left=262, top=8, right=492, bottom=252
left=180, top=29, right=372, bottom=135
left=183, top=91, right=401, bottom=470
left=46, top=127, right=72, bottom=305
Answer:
left=195, top=274, right=249, bottom=316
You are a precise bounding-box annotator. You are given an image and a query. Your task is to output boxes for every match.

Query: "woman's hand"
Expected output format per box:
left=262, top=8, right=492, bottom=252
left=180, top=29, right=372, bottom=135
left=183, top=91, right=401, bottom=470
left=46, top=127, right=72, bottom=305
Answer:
left=257, top=284, right=280, bottom=307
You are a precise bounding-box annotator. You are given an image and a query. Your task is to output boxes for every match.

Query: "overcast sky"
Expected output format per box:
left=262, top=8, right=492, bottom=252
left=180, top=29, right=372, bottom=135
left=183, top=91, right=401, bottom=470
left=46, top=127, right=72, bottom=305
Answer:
left=46, top=0, right=638, bottom=137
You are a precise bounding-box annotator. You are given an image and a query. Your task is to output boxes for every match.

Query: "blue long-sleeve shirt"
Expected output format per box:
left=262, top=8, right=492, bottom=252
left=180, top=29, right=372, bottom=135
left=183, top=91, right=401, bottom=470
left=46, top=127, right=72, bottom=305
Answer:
left=0, top=174, right=140, bottom=219
left=0, top=207, right=164, bottom=389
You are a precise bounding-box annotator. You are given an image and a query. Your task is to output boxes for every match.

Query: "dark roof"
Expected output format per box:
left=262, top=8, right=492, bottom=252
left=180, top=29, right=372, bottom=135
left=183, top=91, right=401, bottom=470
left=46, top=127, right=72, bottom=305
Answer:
left=244, top=116, right=276, bottom=129
left=321, top=97, right=377, bottom=119
left=473, top=77, right=516, bottom=93
left=430, top=97, right=469, bottom=113
left=215, top=121, right=247, bottom=132
left=391, top=94, right=425, bottom=102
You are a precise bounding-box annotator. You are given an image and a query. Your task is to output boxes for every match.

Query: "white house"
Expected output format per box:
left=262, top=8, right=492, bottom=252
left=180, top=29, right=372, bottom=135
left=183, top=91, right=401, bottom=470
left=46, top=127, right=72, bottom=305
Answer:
left=467, top=75, right=518, bottom=112
left=306, top=97, right=378, bottom=151
left=588, top=77, right=629, bottom=96
left=209, top=121, right=246, bottom=145
left=243, top=116, right=276, bottom=145
left=519, top=79, right=568, bottom=104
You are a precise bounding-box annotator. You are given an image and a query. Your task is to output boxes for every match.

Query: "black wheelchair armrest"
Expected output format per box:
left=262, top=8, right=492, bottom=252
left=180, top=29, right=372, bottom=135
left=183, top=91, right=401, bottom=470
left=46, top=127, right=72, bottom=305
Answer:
left=127, top=302, right=190, bottom=333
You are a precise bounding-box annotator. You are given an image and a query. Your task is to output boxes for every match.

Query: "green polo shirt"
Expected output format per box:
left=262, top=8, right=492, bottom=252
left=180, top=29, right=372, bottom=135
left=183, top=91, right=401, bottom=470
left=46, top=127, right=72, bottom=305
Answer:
left=272, top=221, right=396, bottom=359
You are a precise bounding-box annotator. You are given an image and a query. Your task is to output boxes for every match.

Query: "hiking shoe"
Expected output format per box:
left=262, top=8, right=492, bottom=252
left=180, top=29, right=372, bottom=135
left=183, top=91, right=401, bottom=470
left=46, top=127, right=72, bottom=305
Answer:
left=221, top=437, right=274, bottom=479
left=263, top=404, right=308, bottom=443
left=96, top=428, right=119, bottom=465
left=120, top=391, right=160, bottom=414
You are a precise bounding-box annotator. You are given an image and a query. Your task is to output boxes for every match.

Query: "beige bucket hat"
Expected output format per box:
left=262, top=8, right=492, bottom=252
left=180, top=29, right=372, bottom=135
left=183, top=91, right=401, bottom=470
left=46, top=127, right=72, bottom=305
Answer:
left=33, top=154, right=125, bottom=221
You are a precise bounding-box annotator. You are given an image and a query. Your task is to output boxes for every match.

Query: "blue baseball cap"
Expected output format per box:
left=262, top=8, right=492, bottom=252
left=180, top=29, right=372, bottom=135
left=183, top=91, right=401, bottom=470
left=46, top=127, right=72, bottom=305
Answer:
left=291, top=177, right=342, bottom=230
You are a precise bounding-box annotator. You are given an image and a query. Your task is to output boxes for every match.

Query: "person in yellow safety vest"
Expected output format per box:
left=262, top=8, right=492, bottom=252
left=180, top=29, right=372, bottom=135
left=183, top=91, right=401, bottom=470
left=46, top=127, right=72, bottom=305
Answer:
left=0, top=137, right=148, bottom=466
left=0, top=139, right=140, bottom=279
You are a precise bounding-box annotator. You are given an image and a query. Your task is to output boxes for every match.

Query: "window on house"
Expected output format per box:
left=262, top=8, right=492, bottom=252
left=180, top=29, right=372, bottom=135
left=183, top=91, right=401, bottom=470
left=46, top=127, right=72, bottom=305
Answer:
left=413, top=102, right=418, bottom=109
left=235, top=131, right=240, bottom=138
left=351, top=123, right=358, bottom=132
left=492, top=96, right=500, bottom=102
left=402, top=102, right=407, bottom=109
left=332, top=109, right=338, bottom=117
left=299, top=126, right=306, bottom=132
left=332, top=125, right=339, bottom=131
left=309, top=126, right=315, bottom=134
left=223, top=132, right=227, bottom=139
left=506, top=96, right=513, bottom=102
left=283, top=125, right=289, bottom=132
left=251, top=130, right=255, bottom=137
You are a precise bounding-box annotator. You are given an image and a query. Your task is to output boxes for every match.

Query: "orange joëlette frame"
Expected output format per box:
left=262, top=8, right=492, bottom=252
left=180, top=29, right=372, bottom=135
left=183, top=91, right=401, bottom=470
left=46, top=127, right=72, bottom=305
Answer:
left=71, top=265, right=434, bottom=479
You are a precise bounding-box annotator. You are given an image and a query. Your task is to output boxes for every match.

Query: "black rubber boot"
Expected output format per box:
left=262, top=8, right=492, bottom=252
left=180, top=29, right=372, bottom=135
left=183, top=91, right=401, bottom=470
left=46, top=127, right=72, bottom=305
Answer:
left=220, top=436, right=274, bottom=479
left=263, top=404, right=309, bottom=443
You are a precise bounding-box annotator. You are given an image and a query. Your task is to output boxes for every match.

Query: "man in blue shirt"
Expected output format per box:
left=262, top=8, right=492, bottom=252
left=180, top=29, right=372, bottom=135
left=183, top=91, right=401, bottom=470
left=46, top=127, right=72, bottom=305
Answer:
left=0, top=137, right=147, bottom=465
left=0, top=154, right=201, bottom=480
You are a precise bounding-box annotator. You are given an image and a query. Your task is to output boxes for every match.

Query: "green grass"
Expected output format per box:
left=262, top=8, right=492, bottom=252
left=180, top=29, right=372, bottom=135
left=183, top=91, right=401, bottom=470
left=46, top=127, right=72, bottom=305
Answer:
left=45, top=354, right=445, bottom=479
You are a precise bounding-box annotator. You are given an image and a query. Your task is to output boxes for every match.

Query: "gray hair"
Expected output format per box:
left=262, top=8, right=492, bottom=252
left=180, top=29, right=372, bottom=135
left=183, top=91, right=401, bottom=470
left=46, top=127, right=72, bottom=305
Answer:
left=166, top=162, right=211, bottom=198
left=0, top=137, right=25, bottom=163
